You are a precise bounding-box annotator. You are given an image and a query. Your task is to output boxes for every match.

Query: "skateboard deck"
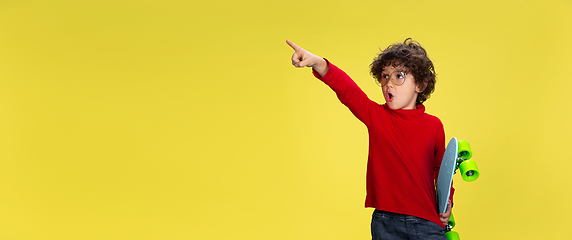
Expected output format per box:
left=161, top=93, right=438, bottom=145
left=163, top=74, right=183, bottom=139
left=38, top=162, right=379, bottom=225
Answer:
left=436, top=137, right=458, bottom=213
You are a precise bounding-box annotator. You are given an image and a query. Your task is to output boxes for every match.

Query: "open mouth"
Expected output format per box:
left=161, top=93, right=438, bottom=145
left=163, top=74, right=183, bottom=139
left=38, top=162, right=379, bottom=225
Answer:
left=387, top=93, right=394, bottom=102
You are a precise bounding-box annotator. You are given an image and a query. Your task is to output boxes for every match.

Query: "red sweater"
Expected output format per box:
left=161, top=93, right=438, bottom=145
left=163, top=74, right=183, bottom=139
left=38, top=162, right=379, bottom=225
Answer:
left=313, top=61, right=453, bottom=227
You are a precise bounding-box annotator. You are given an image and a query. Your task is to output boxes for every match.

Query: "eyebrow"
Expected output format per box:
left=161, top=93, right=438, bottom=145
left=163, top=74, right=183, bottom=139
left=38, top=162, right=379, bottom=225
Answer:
left=382, top=69, right=407, bottom=74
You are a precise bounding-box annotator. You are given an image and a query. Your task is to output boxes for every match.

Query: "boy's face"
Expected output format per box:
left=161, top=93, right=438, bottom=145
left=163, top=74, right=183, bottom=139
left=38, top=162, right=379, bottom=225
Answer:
left=381, top=65, right=423, bottom=110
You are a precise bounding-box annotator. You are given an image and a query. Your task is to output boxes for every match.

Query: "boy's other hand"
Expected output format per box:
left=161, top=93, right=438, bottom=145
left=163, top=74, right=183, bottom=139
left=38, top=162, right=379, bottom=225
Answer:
left=286, top=40, right=328, bottom=76
left=439, top=200, right=453, bottom=226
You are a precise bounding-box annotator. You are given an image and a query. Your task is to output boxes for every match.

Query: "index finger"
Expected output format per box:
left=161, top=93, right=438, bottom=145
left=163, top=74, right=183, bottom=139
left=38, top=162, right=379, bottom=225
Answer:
left=286, top=40, right=302, bottom=51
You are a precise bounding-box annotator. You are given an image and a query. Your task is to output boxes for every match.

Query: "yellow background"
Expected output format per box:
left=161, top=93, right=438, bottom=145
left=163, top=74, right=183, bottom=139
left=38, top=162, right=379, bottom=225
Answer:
left=1, top=0, right=571, bottom=239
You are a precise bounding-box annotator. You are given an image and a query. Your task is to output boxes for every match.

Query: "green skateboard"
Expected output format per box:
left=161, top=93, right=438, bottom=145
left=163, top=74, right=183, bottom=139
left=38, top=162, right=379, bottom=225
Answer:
left=436, top=137, right=479, bottom=240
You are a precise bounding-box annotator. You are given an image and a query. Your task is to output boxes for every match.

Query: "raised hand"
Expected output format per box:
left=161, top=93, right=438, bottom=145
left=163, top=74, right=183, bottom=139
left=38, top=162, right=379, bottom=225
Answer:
left=286, top=40, right=328, bottom=76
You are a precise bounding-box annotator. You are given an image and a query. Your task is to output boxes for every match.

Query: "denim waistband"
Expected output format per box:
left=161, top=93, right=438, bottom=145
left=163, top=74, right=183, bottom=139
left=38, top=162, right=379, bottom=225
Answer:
left=373, top=209, right=419, bottom=222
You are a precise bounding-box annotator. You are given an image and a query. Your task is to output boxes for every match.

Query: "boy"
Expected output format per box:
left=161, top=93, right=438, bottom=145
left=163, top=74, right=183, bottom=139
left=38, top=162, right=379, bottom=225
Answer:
left=286, top=38, right=453, bottom=240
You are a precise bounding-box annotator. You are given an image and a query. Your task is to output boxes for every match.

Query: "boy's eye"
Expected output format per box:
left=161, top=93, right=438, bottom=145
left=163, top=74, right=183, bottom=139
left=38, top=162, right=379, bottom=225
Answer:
left=382, top=74, right=389, bottom=79
left=396, top=73, right=404, bottom=79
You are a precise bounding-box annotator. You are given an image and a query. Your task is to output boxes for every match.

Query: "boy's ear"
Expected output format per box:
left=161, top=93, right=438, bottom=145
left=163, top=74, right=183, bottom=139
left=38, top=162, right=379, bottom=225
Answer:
left=416, top=82, right=426, bottom=93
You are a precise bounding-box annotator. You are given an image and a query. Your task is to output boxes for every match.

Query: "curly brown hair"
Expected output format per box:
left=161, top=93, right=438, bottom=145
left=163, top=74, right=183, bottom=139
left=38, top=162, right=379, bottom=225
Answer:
left=370, top=38, right=436, bottom=104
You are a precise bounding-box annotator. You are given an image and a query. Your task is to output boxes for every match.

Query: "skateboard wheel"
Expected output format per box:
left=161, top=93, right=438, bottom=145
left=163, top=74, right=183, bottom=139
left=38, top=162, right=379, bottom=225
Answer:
left=448, top=212, right=456, bottom=228
left=446, top=231, right=460, bottom=240
left=459, top=159, right=479, bottom=182
left=457, top=140, right=472, bottom=160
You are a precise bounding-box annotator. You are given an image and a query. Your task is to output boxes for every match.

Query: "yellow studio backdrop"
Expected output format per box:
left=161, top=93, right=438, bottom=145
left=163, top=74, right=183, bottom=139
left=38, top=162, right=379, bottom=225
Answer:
left=0, top=0, right=571, bottom=239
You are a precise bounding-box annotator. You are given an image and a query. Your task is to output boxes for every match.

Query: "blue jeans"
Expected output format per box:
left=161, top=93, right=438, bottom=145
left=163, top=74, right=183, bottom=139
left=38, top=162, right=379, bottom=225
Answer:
left=371, top=209, right=447, bottom=240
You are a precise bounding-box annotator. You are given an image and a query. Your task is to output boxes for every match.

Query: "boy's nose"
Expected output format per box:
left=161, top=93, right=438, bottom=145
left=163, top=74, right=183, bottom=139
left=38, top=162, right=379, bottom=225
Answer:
left=386, top=79, right=395, bottom=88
